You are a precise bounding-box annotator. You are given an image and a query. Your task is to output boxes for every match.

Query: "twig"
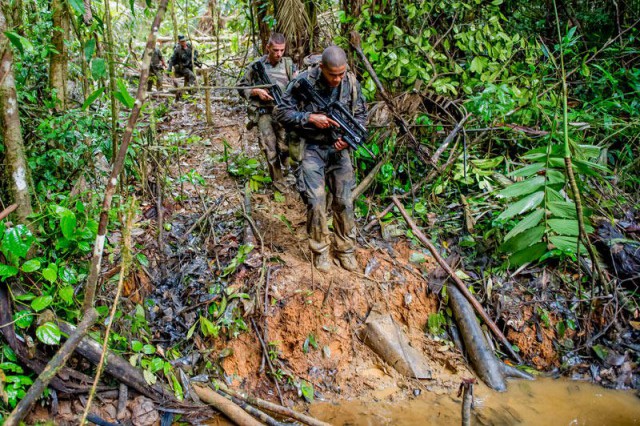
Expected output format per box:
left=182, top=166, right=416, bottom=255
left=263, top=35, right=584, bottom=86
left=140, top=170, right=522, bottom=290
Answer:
left=0, top=203, right=17, bottom=221
left=192, top=384, right=262, bottom=426
left=391, top=197, right=523, bottom=364
left=117, top=383, right=128, bottom=420
left=180, top=196, right=224, bottom=242
left=214, top=381, right=332, bottom=426
left=4, top=308, right=99, bottom=426
left=352, top=158, right=385, bottom=201
left=83, top=0, right=171, bottom=313
left=458, top=378, right=476, bottom=426
left=251, top=318, right=285, bottom=406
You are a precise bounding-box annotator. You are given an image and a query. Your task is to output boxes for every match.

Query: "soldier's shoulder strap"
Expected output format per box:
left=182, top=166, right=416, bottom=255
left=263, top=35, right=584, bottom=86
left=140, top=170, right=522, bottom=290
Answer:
left=283, top=56, right=294, bottom=81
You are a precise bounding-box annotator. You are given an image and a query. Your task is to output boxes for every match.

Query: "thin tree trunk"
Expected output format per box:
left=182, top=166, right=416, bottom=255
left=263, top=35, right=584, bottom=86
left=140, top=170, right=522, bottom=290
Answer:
left=82, top=0, right=170, bottom=313
left=0, top=7, right=33, bottom=223
left=170, top=0, right=178, bottom=42
left=83, top=0, right=92, bottom=25
left=50, top=0, right=69, bottom=110
left=104, top=0, right=119, bottom=157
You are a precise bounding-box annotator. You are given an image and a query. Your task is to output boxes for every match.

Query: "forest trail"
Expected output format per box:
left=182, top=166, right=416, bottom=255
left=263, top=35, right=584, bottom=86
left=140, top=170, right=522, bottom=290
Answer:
left=139, top=93, right=473, bottom=405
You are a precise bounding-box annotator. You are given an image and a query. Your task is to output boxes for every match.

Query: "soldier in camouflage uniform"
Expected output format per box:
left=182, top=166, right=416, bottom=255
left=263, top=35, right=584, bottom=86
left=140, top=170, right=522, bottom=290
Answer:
left=168, top=35, right=201, bottom=86
left=238, top=33, right=295, bottom=190
left=275, top=46, right=367, bottom=272
left=147, top=43, right=166, bottom=92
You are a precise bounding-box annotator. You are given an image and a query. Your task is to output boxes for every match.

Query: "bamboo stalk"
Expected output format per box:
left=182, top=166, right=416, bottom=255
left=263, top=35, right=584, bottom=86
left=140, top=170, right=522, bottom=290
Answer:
left=4, top=308, right=99, bottom=426
left=391, top=197, right=523, bottom=363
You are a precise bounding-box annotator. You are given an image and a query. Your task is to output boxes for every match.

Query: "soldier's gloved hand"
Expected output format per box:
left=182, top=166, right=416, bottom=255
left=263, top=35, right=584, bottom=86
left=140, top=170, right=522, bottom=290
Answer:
left=252, top=88, right=274, bottom=101
left=309, top=114, right=340, bottom=130
left=334, top=138, right=348, bottom=151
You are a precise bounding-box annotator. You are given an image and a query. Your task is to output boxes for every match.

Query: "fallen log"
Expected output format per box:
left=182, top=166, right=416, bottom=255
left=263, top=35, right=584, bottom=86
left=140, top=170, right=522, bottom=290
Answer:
left=193, top=384, right=263, bottom=426
left=4, top=308, right=100, bottom=426
left=391, top=197, right=523, bottom=364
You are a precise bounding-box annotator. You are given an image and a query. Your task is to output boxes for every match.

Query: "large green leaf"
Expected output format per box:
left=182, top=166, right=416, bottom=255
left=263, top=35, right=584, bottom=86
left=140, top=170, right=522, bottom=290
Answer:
left=31, top=295, right=53, bottom=312
left=84, top=39, right=96, bottom=61
left=36, top=322, right=61, bottom=345
left=500, top=226, right=545, bottom=253
left=20, top=259, right=41, bottom=273
left=14, top=310, right=33, bottom=329
left=548, top=219, right=594, bottom=237
left=549, top=235, right=587, bottom=254
left=508, top=242, right=548, bottom=266
left=82, top=87, right=105, bottom=110
left=42, top=265, right=57, bottom=284
left=504, top=209, right=544, bottom=242
left=548, top=200, right=577, bottom=218
left=573, top=159, right=610, bottom=178
left=91, top=58, right=107, bottom=80
left=4, top=31, right=33, bottom=55
left=497, top=176, right=545, bottom=199
left=1, top=225, right=35, bottom=260
left=508, top=163, right=545, bottom=178
left=114, top=79, right=135, bottom=108
left=497, top=191, right=544, bottom=221
left=59, top=210, right=77, bottom=240
left=67, top=0, right=86, bottom=15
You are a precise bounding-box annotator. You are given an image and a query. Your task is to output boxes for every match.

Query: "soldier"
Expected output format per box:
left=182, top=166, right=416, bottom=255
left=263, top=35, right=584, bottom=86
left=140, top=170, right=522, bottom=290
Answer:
left=147, top=42, right=166, bottom=92
left=238, top=33, right=295, bottom=190
left=274, top=46, right=367, bottom=272
left=168, top=35, right=201, bottom=87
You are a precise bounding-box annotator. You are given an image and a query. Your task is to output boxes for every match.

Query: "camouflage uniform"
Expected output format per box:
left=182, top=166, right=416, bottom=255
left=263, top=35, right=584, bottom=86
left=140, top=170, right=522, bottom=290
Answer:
left=274, top=65, right=367, bottom=257
left=238, top=56, right=295, bottom=184
left=148, top=47, right=165, bottom=91
left=168, top=43, right=199, bottom=86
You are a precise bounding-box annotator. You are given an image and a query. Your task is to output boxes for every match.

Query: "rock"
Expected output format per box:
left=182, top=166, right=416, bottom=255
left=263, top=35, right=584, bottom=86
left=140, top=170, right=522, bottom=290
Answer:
left=130, top=396, right=160, bottom=426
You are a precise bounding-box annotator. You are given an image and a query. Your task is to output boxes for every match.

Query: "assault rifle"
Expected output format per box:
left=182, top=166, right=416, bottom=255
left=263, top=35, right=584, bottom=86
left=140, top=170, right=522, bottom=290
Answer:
left=251, top=60, right=284, bottom=106
left=296, top=78, right=374, bottom=158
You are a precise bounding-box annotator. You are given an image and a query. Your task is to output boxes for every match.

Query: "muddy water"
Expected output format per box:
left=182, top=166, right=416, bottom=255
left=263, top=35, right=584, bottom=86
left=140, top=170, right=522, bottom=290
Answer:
left=310, top=378, right=640, bottom=425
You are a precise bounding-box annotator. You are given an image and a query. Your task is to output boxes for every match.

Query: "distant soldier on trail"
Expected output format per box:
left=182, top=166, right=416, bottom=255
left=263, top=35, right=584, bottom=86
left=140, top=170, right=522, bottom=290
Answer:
left=168, top=35, right=201, bottom=87
left=147, top=42, right=167, bottom=92
left=238, top=32, right=296, bottom=191
left=274, top=46, right=367, bottom=273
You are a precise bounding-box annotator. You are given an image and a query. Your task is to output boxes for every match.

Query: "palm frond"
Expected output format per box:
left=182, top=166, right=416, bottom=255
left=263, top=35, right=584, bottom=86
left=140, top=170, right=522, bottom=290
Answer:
left=275, top=0, right=310, bottom=40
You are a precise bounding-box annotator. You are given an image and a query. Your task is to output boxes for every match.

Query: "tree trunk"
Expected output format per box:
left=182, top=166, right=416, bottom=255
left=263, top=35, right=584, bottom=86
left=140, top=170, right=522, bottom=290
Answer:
left=104, top=0, right=119, bottom=157
left=49, top=0, right=69, bottom=111
left=255, top=0, right=269, bottom=52
left=0, top=7, right=33, bottom=223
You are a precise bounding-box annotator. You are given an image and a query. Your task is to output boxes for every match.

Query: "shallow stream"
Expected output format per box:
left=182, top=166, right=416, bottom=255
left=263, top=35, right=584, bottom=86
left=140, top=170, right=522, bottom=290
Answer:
left=310, top=378, right=640, bottom=425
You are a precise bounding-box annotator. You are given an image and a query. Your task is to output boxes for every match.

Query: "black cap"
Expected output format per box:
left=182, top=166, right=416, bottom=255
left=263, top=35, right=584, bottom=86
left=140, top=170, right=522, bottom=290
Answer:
left=178, top=35, right=185, bottom=41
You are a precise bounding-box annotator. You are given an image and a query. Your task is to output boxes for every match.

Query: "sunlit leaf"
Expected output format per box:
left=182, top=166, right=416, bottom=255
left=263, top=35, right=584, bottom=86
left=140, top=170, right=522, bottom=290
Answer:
left=31, top=295, right=53, bottom=312
left=36, top=322, right=61, bottom=345
left=497, top=176, right=545, bottom=198
left=496, top=191, right=544, bottom=221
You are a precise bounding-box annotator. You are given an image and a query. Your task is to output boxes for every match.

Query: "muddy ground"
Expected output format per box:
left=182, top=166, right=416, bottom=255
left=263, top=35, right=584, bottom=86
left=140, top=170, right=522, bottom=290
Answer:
left=35, top=91, right=639, bottom=425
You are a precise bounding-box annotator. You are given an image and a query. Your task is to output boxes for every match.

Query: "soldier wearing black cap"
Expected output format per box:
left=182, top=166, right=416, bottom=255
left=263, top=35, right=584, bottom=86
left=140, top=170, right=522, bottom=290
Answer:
left=168, top=35, right=201, bottom=86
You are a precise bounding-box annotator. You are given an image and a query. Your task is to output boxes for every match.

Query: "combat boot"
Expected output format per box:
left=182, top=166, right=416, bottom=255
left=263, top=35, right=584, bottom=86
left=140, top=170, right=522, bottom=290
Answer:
left=314, top=252, right=331, bottom=273
left=337, top=253, right=358, bottom=272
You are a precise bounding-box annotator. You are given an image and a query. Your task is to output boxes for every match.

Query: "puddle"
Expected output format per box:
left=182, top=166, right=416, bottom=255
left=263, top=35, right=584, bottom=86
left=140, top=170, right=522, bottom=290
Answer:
left=310, top=378, right=640, bottom=425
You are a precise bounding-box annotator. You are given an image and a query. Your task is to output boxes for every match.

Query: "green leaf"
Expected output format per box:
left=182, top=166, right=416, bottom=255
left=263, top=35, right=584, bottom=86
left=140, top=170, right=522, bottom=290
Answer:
left=548, top=200, right=577, bottom=219
left=0, top=362, right=24, bottom=373
left=2, top=225, right=35, bottom=260
left=91, top=58, right=107, bottom=80
left=572, top=159, right=610, bottom=177
left=136, top=253, right=149, bottom=267
left=500, top=226, right=545, bottom=253
left=36, top=322, right=61, bottom=345
left=300, top=380, right=314, bottom=402
left=508, top=163, right=545, bottom=178
left=143, top=369, right=157, bottom=385
left=548, top=219, right=593, bottom=237
left=504, top=209, right=544, bottom=242
left=549, top=235, right=587, bottom=254
left=31, top=295, right=53, bottom=312
left=142, top=344, right=156, bottom=355
left=60, top=210, right=77, bottom=240
left=4, top=31, right=33, bottom=55
left=82, top=87, right=105, bottom=110
left=21, top=259, right=41, bottom=273
left=496, top=191, right=544, bottom=221
left=592, top=344, right=608, bottom=361
left=42, top=265, right=57, bottom=284
left=508, top=242, right=547, bottom=266
left=84, top=39, right=96, bottom=61
left=59, top=285, right=74, bottom=305
left=114, top=79, right=135, bottom=108
left=497, top=176, right=546, bottom=199
left=131, top=340, right=143, bottom=352
left=0, top=264, right=19, bottom=280
left=67, top=0, right=86, bottom=15
left=14, top=310, right=33, bottom=329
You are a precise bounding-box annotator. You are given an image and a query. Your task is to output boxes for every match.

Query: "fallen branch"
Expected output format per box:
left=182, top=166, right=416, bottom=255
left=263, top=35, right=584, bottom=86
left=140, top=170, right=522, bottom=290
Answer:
left=352, top=158, right=385, bottom=202
left=0, top=203, right=17, bottom=221
left=192, top=384, right=262, bottom=426
left=217, top=389, right=286, bottom=426
left=214, top=381, right=331, bottom=426
left=391, top=196, right=523, bottom=364
left=3, top=308, right=100, bottom=426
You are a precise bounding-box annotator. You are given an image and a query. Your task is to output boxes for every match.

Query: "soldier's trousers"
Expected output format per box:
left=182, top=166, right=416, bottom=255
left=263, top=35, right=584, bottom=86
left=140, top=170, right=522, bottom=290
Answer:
left=174, top=67, right=196, bottom=86
left=147, top=68, right=163, bottom=91
left=257, top=114, right=288, bottom=183
left=297, top=143, right=356, bottom=256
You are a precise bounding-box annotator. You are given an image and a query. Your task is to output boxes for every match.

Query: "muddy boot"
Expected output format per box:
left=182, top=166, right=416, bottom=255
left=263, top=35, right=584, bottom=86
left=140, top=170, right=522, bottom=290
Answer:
left=314, top=252, right=331, bottom=273
left=337, top=253, right=358, bottom=272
